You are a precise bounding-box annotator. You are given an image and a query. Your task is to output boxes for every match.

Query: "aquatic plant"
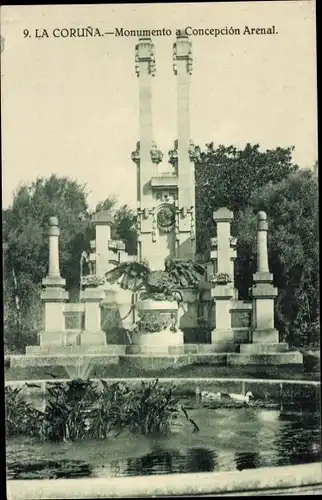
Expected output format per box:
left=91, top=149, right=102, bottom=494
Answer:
left=5, top=379, right=199, bottom=441
left=5, top=386, right=45, bottom=439
left=122, top=379, right=181, bottom=435
left=44, top=379, right=97, bottom=441
left=86, top=381, right=130, bottom=439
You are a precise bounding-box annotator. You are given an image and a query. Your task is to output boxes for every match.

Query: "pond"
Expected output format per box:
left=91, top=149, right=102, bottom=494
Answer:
left=6, top=402, right=321, bottom=480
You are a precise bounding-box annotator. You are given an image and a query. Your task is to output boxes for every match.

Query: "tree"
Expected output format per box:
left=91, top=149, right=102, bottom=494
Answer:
left=195, top=143, right=318, bottom=346
left=3, top=175, right=91, bottom=289
left=3, top=180, right=137, bottom=352
left=236, top=169, right=319, bottom=344
left=195, top=143, right=298, bottom=254
left=113, top=204, right=137, bottom=255
left=3, top=175, right=92, bottom=351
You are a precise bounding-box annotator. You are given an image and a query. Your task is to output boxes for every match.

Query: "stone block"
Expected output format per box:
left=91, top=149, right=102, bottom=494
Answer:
left=81, top=289, right=105, bottom=302
left=211, top=329, right=234, bottom=343
left=252, top=282, right=277, bottom=297
left=189, top=354, right=226, bottom=366
left=169, top=345, right=186, bottom=355
left=233, top=329, right=251, bottom=343
left=65, top=330, right=81, bottom=346
left=39, top=331, right=64, bottom=347
left=81, top=331, right=107, bottom=346
left=131, top=329, right=184, bottom=354
left=211, top=285, right=234, bottom=299
left=41, top=287, right=68, bottom=301
left=240, top=343, right=289, bottom=354
left=26, top=344, right=126, bottom=355
left=252, top=272, right=273, bottom=283
left=9, top=354, right=120, bottom=370
left=252, top=329, right=279, bottom=343
left=25, top=346, right=42, bottom=355
left=227, top=352, right=303, bottom=366
left=213, top=207, right=233, bottom=222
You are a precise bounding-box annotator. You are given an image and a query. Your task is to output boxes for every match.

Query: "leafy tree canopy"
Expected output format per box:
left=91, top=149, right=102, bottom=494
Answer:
left=195, top=143, right=298, bottom=254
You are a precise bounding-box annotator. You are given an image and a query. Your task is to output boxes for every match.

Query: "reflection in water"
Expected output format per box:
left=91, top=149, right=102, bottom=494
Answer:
left=126, top=447, right=186, bottom=476
left=185, top=447, right=216, bottom=473
left=235, top=452, right=260, bottom=471
left=275, top=412, right=321, bottom=466
left=6, top=406, right=321, bottom=480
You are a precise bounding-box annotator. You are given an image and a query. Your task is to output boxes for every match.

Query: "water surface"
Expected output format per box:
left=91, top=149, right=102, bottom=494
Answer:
left=7, top=404, right=321, bottom=480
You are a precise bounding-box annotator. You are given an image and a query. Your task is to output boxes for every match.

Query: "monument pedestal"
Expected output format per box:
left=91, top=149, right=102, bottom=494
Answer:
left=231, top=213, right=303, bottom=365
left=81, top=288, right=106, bottom=346
left=40, top=277, right=69, bottom=348
left=211, top=284, right=234, bottom=344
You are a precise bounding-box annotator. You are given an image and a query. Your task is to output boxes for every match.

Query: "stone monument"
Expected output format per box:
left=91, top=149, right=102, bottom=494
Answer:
left=22, top=33, right=302, bottom=369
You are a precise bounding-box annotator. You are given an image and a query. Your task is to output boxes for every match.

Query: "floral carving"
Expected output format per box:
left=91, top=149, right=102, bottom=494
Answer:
left=135, top=42, right=155, bottom=77
left=108, top=240, right=125, bottom=251
left=230, top=236, right=237, bottom=247
left=150, top=142, right=163, bottom=164
left=172, top=43, right=177, bottom=75
left=131, top=141, right=140, bottom=164
left=188, top=141, right=201, bottom=163
left=210, top=272, right=232, bottom=284
left=173, top=42, right=193, bottom=75
left=81, top=275, right=105, bottom=288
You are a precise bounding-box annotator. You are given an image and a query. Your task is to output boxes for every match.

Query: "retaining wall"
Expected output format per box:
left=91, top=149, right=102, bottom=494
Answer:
left=6, top=462, right=322, bottom=499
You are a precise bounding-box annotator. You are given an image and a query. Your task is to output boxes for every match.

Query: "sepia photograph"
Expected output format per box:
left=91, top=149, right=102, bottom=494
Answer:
left=1, top=1, right=320, bottom=497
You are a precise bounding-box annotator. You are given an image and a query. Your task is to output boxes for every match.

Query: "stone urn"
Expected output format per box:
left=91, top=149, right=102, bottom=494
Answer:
left=130, top=298, right=184, bottom=354
left=101, top=282, right=134, bottom=330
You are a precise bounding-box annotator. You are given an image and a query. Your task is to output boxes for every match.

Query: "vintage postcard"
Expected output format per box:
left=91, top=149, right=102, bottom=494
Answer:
left=2, top=1, right=320, bottom=498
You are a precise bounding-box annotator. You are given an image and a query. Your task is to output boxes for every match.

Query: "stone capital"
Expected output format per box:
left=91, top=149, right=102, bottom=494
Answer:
left=42, top=276, right=66, bottom=288
left=211, top=284, right=235, bottom=299
left=253, top=272, right=273, bottom=283
left=213, top=207, right=234, bottom=223
left=41, top=287, right=69, bottom=302
left=81, top=288, right=105, bottom=302
left=252, top=283, right=278, bottom=298
left=48, top=217, right=59, bottom=236
left=92, top=210, right=114, bottom=226
left=135, top=38, right=155, bottom=77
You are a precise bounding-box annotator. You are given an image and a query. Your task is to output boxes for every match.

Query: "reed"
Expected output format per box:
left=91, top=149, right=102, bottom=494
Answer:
left=5, top=379, right=199, bottom=441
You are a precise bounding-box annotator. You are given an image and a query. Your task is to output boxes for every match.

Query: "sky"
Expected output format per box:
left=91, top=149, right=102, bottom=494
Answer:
left=1, top=1, right=317, bottom=210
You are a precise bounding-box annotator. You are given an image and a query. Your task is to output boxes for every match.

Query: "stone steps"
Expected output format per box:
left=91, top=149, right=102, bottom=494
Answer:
left=240, top=343, right=289, bottom=354
left=26, top=345, right=126, bottom=355
left=10, top=350, right=303, bottom=372
left=227, top=352, right=303, bottom=366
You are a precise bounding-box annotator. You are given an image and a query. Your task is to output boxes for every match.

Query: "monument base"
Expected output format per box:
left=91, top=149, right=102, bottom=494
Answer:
left=252, top=329, right=280, bottom=343
left=240, top=343, right=289, bottom=354
left=227, top=351, right=303, bottom=366
left=81, top=330, right=107, bottom=346
left=26, top=345, right=126, bottom=355
left=130, top=329, right=184, bottom=354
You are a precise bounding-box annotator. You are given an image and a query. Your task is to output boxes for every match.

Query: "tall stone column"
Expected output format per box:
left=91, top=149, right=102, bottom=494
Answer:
left=250, top=212, right=279, bottom=344
left=257, top=211, right=269, bottom=273
left=211, top=208, right=236, bottom=344
left=133, top=37, right=158, bottom=261
left=40, top=217, right=68, bottom=347
left=173, top=31, right=196, bottom=259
